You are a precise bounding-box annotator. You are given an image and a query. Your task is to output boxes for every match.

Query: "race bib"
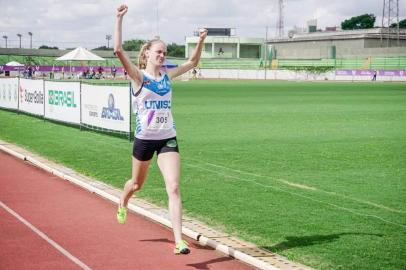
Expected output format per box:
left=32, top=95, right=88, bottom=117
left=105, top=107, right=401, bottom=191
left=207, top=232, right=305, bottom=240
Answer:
left=147, top=111, right=173, bottom=130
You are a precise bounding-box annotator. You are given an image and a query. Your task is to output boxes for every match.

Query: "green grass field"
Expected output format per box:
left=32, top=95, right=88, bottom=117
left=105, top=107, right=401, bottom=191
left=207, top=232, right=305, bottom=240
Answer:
left=0, top=80, right=405, bottom=270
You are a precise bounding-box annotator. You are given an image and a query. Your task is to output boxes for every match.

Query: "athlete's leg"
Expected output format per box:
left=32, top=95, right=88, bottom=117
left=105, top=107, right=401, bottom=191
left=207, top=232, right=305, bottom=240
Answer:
left=157, top=152, right=183, bottom=244
left=120, top=157, right=151, bottom=208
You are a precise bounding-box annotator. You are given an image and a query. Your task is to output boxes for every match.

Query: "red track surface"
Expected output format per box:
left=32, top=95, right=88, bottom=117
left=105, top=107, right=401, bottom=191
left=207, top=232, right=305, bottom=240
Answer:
left=0, top=151, right=253, bottom=270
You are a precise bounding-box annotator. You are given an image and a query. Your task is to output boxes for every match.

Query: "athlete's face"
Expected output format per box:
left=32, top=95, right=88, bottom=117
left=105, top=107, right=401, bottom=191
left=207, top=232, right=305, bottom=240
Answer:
left=147, top=42, right=167, bottom=67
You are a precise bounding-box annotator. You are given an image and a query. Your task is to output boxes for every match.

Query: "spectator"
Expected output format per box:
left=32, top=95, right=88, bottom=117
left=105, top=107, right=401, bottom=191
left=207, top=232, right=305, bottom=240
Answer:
left=218, top=47, right=224, bottom=56
left=97, top=66, right=104, bottom=79
left=192, top=68, right=197, bottom=79
left=111, top=65, right=117, bottom=79
left=372, top=70, right=377, bottom=81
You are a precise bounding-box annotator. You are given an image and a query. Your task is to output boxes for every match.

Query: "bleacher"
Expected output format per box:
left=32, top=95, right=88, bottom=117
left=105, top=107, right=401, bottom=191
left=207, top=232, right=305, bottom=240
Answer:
left=197, top=58, right=262, bottom=69
left=276, top=57, right=406, bottom=70
left=370, top=57, right=406, bottom=70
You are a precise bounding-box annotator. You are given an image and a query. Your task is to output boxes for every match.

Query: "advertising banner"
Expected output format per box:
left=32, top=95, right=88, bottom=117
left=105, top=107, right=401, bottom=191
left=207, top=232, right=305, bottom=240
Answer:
left=336, top=70, right=406, bottom=77
left=81, top=83, right=130, bottom=132
left=19, top=78, right=44, bottom=116
left=0, top=78, right=19, bottom=110
left=44, top=81, right=81, bottom=124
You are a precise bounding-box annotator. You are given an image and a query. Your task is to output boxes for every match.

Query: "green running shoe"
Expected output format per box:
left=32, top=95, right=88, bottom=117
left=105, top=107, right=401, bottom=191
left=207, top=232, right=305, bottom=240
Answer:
left=116, top=207, right=127, bottom=224
left=174, top=240, right=190, bottom=255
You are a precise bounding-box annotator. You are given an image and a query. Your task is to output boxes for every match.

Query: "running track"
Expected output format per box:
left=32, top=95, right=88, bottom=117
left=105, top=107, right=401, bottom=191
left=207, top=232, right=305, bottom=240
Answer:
left=0, top=151, right=253, bottom=270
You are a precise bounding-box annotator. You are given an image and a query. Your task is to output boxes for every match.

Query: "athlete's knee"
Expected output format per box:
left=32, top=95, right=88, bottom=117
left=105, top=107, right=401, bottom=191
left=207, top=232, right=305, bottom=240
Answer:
left=132, top=184, right=141, bottom=192
left=127, top=179, right=142, bottom=192
left=131, top=182, right=141, bottom=192
left=166, top=182, right=180, bottom=197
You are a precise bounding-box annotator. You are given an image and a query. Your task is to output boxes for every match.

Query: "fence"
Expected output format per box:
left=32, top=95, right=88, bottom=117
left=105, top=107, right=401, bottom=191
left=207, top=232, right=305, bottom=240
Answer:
left=0, top=78, right=132, bottom=138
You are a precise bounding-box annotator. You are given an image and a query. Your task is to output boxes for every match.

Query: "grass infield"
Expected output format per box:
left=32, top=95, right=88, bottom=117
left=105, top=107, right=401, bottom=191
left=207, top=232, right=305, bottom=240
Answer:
left=0, top=80, right=405, bottom=270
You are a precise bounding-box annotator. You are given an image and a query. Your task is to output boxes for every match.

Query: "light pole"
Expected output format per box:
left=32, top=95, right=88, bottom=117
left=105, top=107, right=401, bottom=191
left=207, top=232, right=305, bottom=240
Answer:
left=2, top=35, right=7, bottom=48
left=17, top=34, right=22, bottom=48
left=28, top=32, right=33, bottom=49
left=106, top=34, right=112, bottom=48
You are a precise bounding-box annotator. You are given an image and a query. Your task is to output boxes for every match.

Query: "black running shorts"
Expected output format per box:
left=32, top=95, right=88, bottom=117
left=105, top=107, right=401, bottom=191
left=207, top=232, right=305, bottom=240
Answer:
left=132, top=137, right=179, bottom=161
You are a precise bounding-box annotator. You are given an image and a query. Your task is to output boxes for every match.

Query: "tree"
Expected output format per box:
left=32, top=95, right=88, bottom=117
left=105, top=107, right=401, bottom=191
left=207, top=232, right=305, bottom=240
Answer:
left=122, top=39, right=145, bottom=51
left=24, top=56, right=39, bottom=65
left=391, top=19, right=406, bottom=28
left=341, top=14, right=376, bottom=30
left=39, top=45, right=59, bottom=49
left=93, top=45, right=113, bottom=51
left=167, top=43, right=185, bottom=57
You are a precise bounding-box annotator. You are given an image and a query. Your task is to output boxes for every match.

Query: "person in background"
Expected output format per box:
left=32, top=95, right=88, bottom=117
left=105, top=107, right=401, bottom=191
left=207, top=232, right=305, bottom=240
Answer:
left=111, top=65, right=117, bottom=79
left=372, top=70, right=377, bottom=81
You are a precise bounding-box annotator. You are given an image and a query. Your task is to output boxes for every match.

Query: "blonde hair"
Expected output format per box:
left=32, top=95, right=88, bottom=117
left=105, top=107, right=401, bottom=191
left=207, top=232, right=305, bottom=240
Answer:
left=138, top=39, right=165, bottom=69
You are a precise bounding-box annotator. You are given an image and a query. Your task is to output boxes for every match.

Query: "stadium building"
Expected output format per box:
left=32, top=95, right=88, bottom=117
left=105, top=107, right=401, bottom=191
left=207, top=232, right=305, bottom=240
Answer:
left=268, top=28, right=406, bottom=70
left=269, top=28, right=406, bottom=59
left=185, top=28, right=265, bottom=59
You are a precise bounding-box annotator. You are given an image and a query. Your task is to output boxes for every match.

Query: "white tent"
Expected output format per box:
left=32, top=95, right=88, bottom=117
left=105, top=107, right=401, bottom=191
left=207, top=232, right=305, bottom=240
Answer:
left=55, top=47, right=105, bottom=61
left=5, top=61, right=24, bottom=66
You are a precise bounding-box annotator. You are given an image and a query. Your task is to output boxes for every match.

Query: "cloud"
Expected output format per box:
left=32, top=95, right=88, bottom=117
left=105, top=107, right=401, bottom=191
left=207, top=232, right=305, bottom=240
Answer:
left=0, top=0, right=404, bottom=49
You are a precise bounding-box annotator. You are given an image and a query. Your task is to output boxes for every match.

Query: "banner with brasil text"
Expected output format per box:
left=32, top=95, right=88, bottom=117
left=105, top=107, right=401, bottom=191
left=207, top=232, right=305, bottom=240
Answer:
left=45, top=81, right=81, bottom=124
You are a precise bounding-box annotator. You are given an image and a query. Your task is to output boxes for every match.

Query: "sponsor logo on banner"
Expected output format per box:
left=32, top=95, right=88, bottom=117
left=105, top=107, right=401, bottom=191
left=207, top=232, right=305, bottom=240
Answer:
left=101, top=93, right=124, bottom=121
left=19, top=85, right=24, bottom=103
left=21, top=87, right=44, bottom=104
left=14, top=85, right=17, bottom=102
left=85, top=104, right=98, bottom=118
left=8, top=85, right=12, bottom=101
left=0, top=82, right=18, bottom=105
left=48, top=90, right=77, bottom=108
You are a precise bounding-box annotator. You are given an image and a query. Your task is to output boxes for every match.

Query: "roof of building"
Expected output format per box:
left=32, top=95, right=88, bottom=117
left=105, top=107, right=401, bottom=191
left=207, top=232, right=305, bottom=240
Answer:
left=269, top=28, right=406, bottom=43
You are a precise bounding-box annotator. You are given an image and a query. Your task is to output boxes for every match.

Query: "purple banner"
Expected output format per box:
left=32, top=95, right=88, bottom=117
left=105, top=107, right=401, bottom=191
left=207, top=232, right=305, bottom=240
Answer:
left=335, top=70, right=353, bottom=75
left=378, top=70, right=402, bottom=76
left=0, top=65, right=125, bottom=73
left=336, top=69, right=406, bottom=76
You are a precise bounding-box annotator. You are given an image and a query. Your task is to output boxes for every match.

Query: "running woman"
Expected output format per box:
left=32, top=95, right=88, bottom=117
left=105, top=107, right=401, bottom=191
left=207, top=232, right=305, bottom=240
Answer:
left=114, top=4, right=207, bottom=255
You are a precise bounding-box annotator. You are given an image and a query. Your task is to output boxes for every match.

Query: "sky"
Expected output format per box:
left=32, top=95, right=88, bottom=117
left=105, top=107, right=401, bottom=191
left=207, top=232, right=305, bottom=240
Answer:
left=0, top=0, right=405, bottom=49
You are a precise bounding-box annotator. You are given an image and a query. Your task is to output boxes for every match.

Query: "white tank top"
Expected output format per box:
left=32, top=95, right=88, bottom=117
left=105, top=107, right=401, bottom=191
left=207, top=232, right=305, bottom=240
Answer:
left=131, top=70, right=176, bottom=140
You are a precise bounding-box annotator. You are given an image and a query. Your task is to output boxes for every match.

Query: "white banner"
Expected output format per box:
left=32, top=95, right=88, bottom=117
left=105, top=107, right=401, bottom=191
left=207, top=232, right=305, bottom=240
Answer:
left=81, top=83, right=130, bottom=132
left=0, top=78, right=19, bottom=110
left=44, top=81, right=81, bottom=124
left=19, top=79, right=45, bottom=116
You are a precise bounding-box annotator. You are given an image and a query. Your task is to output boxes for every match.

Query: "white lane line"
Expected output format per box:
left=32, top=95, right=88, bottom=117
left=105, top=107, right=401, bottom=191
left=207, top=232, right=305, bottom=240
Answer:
left=185, top=162, right=406, bottom=229
left=0, top=200, right=92, bottom=270
left=185, top=157, right=406, bottom=214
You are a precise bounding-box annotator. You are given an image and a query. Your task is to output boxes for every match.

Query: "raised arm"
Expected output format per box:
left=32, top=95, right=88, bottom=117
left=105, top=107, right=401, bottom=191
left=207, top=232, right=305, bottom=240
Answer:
left=167, top=29, right=207, bottom=80
left=114, top=4, right=143, bottom=87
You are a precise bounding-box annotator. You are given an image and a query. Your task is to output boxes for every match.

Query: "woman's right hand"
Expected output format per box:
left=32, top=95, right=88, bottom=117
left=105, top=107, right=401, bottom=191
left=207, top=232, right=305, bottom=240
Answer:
left=116, top=4, right=128, bottom=18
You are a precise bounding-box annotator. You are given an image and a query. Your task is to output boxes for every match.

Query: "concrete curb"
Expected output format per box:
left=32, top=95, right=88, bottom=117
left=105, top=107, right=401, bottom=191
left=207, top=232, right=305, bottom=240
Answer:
left=0, top=141, right=313, bottom=270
